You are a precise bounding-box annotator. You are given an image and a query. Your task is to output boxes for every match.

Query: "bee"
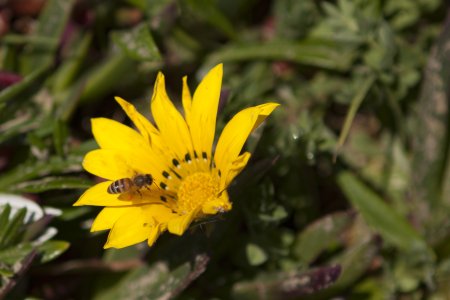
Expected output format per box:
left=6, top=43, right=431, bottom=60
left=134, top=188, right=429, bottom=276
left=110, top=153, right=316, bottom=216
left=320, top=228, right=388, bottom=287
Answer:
left=107, top=174, right=154, bottom=196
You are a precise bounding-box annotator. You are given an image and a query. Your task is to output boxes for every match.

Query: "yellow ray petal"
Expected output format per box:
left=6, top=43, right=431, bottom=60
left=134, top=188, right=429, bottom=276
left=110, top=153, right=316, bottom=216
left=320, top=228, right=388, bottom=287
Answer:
left=167, top=208, right=199, bottom=236
left=114, top=96, right=160, bottom=146
left=214, top=103, right=279, bottom=188
left=182, top=76, right=192, bottom=122
left=74, top=181, right=162, bottom=206
left=104, top=207, right=151, bottom=249
left=91, top=206, right=134, bottom=232
left=74, top=181, right=134, bottom=206
left=151, top=73, right=195, bottom=161
left=224, top=152, right=251, bottom=186
left=91, top=118, right=162, bottom=178
left=147, top=223, right=163, bottom=247
left=189, top=64, right=223, bottom=157
left=83, top=149, right=134, bottom=180
left=141, top=204, right=177, bottom=223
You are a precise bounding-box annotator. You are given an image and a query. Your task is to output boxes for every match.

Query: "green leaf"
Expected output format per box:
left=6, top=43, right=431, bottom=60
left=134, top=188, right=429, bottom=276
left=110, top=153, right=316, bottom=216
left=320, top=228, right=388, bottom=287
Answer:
left=205, top=38, right=357, bottom=71
left=94, top=254, right=209, bottom=300
left=0, top=243, right=33, bottom=265
left=232, top=265, right=342, bottom=299
left=52, top=33, right=93, bottom=93
left=78, top=52, right=136, bottom=103
left=0, top=63, right=51, bottom=105
left=0, top=266, right=14, bottom=278
left=111, top=23, right=161, bottom=62
left=38, top=241, right=70, bottom=263
left=246, top=243, right=268, bottom=266
left=334, top=75, right=375, bottom=159
left=0, top=205, right=12, bottom=245
left=293, top=211, right=355, bottom=264
left=0, top=156, right=83, bottom=191
left=0, top=208, right=27, bottom=249
left=336, top=171, right=428, bottom=252
left=53, top=119, right=68, bottom=157
left=10, top=176, right=91, bottom=193
left=185, top=0, right=236, bottom=39
left=20, top=0, right=75, bottom=73
left=325, top=241, right=378, bottom=293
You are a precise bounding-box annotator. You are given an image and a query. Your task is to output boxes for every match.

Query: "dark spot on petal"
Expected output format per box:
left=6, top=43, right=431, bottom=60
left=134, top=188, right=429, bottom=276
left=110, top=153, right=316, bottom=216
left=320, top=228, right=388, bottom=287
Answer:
left=160, top=196, right=167, bottom=202
left=218, top=169, right=221, bottom=177
left=162, top=171, right=170, bottom=178
left=194, top=151, right=198, bottom=159
left=202, top=152, right=207, bottom=160
left=172, top=158, right=180, bottom=167
left=185, top=153, right=191, bottom=162
left=160, top=182, right=167, bottom=190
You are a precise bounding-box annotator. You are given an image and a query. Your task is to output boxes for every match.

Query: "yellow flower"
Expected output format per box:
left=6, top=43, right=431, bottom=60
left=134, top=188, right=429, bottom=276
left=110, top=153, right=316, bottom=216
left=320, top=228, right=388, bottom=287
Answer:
left=74, top=64, right=279, bottom=249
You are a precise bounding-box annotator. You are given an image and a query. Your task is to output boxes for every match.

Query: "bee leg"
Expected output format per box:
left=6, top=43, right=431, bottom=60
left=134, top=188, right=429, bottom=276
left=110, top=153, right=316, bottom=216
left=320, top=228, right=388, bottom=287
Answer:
left=137, top=190, right=143, bottom=198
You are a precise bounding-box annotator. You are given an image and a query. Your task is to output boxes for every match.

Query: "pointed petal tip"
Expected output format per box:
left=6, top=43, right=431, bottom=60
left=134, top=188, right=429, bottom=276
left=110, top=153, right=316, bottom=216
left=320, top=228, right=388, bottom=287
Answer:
left=209, top=63, right=223, bottom=78
left=72, top=200, right=83, bottom=206
left=114, top=96, right=126, bottom=105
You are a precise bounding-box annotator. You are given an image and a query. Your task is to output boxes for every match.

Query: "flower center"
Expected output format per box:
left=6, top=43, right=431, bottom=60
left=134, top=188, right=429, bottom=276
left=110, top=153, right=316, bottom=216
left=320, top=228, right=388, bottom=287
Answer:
left=176, top=172, right=219, bottom=214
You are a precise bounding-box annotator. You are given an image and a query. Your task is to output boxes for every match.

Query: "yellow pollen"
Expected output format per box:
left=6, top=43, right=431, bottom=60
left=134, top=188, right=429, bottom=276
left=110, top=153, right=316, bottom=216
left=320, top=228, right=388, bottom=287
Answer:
left=177, top=172, right=219, bottom=214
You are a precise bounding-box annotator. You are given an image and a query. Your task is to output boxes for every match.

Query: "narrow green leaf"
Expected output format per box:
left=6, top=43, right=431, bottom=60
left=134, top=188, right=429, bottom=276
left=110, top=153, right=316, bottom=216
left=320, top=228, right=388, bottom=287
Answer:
left=0, top=156, right=83, bottom=191
left=78, top=52, right=136, bottom=103
left=337, top=171, right=427, bottom=251
left=38, top=241, right=70, bottom=263
left=52, top=33, right=93, bottom=93
left=20, top=0, right=75, bottom=73
left=111, top=23, right=161, bottom=62
left=0, top=63, right=51, bottom=105
left=293, top=211, right=355, bottom=264
left=52, top=119, right=68, bottom=157
left=10, top=176, right=91, bottom=193
left=185, top=0, right=236, bottom=39
left=0, top=208, right=27, bottom=248
left=94, top=254, right=209, bottom=300
left=205, top=38, right=357, bottom=71
left=0, top=205, right=12, bottom=245
left=55, top=79, right=87, bottom=121
left=232, top=265, right=341, bottom=299
left=334, top=75, right=375, bottom=160
left=0, top=243, right=33, bottom=265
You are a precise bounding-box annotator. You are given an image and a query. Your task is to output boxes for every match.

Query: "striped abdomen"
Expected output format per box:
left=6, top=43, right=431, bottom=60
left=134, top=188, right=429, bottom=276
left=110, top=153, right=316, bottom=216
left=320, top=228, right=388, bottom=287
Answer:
left=107, top=178, right=133, bottom=194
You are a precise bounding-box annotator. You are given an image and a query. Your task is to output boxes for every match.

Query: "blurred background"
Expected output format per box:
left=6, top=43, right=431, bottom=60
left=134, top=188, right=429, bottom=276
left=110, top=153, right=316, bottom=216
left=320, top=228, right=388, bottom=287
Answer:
left=0, top=0, right=449, bottom=299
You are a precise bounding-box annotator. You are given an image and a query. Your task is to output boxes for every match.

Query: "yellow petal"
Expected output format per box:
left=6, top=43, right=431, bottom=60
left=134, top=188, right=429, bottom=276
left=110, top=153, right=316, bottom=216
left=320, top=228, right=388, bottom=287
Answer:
left=104, top=207, right=151, bottom=249
left=82, top=149, right=134, bottom=180
left=91, top=206, right=134, bottom=232
left=214, top=103, right=279, bottom=188
left=73, top=181, right=135, bottom=206
left=151, top=73, right=194, bottom=160
left=167, top=208, right=198, bottom=236
left=115, top=96, right=160, bottom=146
left=224, top=152, right=251, bottom=186
left=147, top=223, right=163, bottom=247
left=91, top=118, right=162, bottom=179
left=73, top=181, right=162, bottom=206
left=189, top=64, right=223, bottom=157
left=141, top=204, right=176, bottom=223
left=182, top=76, right=192, bottom=122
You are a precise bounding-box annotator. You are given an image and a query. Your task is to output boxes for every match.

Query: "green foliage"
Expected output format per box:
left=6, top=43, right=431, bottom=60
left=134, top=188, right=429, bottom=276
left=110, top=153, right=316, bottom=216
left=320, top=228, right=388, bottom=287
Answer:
left=0, top=203, right=69, bottom=296
left=0, top=0, right=448, bottom=298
